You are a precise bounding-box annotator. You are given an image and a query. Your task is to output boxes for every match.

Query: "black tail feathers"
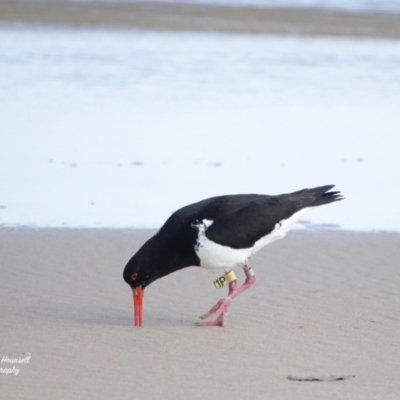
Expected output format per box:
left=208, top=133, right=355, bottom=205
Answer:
left=311, top=185, right=344, bottom=206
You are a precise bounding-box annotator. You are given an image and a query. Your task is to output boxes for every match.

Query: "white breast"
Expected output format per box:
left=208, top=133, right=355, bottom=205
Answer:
left=192, top=207, right=312, bottom=270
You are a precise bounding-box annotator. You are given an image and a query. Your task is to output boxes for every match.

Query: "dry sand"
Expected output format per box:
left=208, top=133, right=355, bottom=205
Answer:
left=1, top=0, right=400, bottom=39
left=1, top=227, right=400, bottom=399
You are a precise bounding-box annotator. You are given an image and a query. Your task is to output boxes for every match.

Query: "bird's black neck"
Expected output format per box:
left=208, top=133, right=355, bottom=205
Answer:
left=132, top=230, right=200, bottom=287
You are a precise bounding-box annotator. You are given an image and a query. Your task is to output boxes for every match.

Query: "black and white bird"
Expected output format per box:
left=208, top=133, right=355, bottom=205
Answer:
left=123, top=185, right=342, bottom=327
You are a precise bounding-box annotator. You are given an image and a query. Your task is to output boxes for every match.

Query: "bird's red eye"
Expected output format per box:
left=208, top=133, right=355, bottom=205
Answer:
left=131, top=273, right=138, bottom=281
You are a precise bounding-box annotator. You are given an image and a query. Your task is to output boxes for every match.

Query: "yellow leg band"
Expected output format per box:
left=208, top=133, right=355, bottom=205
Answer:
left=213, top=271, right=237, bottom=289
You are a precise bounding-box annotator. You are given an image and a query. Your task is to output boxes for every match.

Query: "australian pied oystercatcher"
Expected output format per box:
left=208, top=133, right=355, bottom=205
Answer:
left=123, top=185, right=342, bottom=327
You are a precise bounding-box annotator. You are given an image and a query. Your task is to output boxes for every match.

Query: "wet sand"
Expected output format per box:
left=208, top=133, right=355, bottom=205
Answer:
left=1, top=228, right=400, bottom=399
left=1, top=0, right=400, bottom=38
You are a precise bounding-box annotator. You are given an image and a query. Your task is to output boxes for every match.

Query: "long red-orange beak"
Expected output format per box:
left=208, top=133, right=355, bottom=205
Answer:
left=132, top=287, right=144, bottom=327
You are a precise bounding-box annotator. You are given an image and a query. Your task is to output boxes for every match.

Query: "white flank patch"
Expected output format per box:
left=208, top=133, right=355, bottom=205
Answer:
left=255, top=207, right=313, bottom=247
left=192, top=207, right=313, bottom=270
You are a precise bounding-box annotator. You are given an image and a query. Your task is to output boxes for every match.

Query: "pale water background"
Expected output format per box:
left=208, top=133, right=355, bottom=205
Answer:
left=74, top=0, right=400, bottom=13
left=1, top=25, right=400, bottom=230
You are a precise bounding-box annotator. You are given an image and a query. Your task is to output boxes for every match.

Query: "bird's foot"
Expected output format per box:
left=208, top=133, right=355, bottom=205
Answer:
left=196, top=309, right=227, bottom=327
left=199, top=297, right=231, bottom=320
left=198, top=278, right=237, bottom=320
left=196, top=267, right=256, bottom=327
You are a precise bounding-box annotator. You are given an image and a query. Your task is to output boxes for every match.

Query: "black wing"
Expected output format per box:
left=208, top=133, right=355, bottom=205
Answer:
left=203, top=185, right=342, bottom=249
left=157, top=185, right=342, bottom=249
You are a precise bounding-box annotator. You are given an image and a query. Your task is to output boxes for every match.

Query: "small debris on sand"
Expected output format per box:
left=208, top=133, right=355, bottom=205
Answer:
left=288, top=375, right=355, bottom=382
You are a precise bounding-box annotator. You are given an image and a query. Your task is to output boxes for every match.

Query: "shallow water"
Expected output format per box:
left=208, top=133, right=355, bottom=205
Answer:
left=74, top=0, right=400, bottom=13
left=1, top=25, right=400, bottom=230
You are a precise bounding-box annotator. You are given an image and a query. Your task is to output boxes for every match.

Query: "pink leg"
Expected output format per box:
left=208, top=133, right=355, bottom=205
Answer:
left=196, top=265, right=256, bottom=327
left=196, top=279, right=238, bottom=327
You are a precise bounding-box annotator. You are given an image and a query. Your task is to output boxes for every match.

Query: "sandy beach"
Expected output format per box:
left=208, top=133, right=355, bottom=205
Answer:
left=1, top=227, right=400, bottom=398
left=1, top=0, right=400, bottom=38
